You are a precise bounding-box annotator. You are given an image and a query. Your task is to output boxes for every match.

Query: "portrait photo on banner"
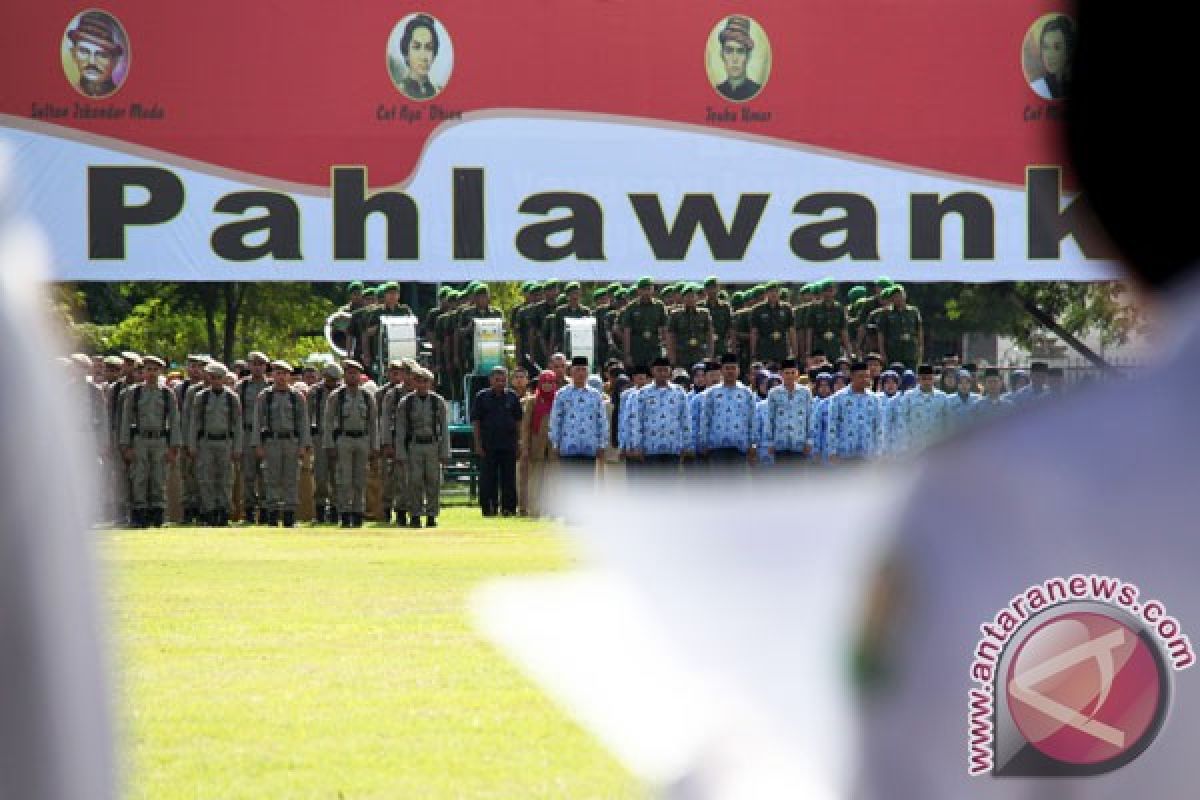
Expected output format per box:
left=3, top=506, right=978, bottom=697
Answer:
left=61, top=9, right=130, bottom=99
left=705, top=14, right=771, bottom=103
left=1021, top=13, right=1075, bottom=100
left=387, top=12, right=455, bottom=101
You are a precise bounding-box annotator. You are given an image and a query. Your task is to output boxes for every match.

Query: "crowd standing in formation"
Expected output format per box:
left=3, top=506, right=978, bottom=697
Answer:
left=65, top=276, right=1068, bottom=528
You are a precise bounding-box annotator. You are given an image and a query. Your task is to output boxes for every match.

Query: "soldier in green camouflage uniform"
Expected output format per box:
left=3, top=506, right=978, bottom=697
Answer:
left=590, top=285, right=612, bottom=368
left=119, top=355, right=181, bottom=528
left=661, top=283, right=681, bottom=313
left=667, top=284, right=714, bottom=368
left=730, top=291, right=753, bottom=374
left=750, top=281, right=796, bottom=366
left=348, top=286, right=380, bottom=366
left=252, top=360, right=312, bottom=527
left=701, top=276, right=734, bottom=355
left=361, top=282, right=414, bottom=377
left=844, top=285, right=869, bottom=348
left=854, top=277, right=894, bottom=354
left=458, top=283, right=504, bottom=378
left=551, top=281, right=592, bottom=354
left=524, top=279, right=561, bottom=369
left=804, top=279, right=853, bottom=360
left=605, top=286, right=629, bottom=366
left=620, top=277, right=670, bottom=368
left=434, top=289, right=462, bottom=400
left=877, top=284, right=924, bottom=368
left=511, top=282, right=541, bottom=371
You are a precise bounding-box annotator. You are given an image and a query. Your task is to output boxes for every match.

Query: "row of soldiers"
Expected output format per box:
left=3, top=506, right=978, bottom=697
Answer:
left=539, top=354, right=1054, bottom=472
left=74, top=350, right=450, bottom=529
left=332, top=276, right=920, bottom=408
left=502, top=275, right=920, bottom=381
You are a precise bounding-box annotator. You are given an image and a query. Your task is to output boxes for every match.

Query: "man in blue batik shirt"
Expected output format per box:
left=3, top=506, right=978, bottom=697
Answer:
left=618, top=365, right=648, bottom=469
left=763, top=358, right=814, bottom=465
left=629, top=357, right=693, bottom=471
left=548, top=356, right=609, bottom=474
left=894, top=364, right=952, bottom=455
left=699, top=353, right=758, bottom=468
left=827, top=361, right=884, bottom=463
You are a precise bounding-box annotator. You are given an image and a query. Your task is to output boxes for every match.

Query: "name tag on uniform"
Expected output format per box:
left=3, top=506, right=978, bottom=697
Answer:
left=642, top=331, right=652, bottom=340
left=771, top=332, right=782, bottom=341
left=688, top=338, right=699, bottom=346
left=900, top=333, right=911, bottom=342
left=823, top=331, right=835, bottom=341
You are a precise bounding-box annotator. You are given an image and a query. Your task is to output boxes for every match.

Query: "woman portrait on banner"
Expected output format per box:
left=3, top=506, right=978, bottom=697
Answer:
left=1028, top=15, right=1075, bottom=100
left=388, top=13, right=451, bottom=101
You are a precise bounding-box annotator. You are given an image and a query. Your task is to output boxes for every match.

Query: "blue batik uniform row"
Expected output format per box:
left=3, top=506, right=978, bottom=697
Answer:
left=826, top=388, right=885, bottom=459
left=630, top=384, right=694, bottom=455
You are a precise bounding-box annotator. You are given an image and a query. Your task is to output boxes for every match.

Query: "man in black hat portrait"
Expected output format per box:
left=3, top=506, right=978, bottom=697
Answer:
left=714, top=15, right=762, bottom=102
left=66, top=11, right=127, bottom=98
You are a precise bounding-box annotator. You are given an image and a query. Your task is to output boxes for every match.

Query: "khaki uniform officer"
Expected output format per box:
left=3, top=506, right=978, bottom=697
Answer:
left=118, top=355, right=181, bottom=528
left=378, top=359, right=414, bottom=526
left=252, top=360, right=312, bottom=528
left=394, top=367, right=450, bottom=529
left=188, top=362, right=242, bottom=527
left=323, top=360, right=378, bottom=528
left=175, top=354, right=208, bottom=524
left=235, top=351, right=271, bottom=524
left=307, top=363, right=342, bottom=524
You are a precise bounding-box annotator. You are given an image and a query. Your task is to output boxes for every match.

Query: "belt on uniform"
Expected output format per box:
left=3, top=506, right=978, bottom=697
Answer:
left=205, top=433, right=231, bottom=441
left=261, top=432, right=294, bottom=440
left=770, top=332, right=782, bottom=340
left=412, top=435, right=436, bottom=444
left=687, top=338, right=699, bottom=346
left=339, top=431, right=366, bottom=438
left=137, top=431, right=167, bottom=439
left=823, top=331, right=835, bottom=341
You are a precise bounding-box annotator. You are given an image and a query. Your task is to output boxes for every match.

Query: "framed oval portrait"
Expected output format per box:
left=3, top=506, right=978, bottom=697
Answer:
left=706, top=15, right=772, bottom=103
left=387, top=12, right=455, bottom=101
left=1022, top=13, right=1076, bottom=100
left=62, top=9, right=130, bottom=99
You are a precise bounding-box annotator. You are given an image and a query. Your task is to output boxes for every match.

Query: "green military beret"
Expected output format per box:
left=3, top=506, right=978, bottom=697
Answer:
left=438, top=286, right=452, bottom=298
left=680, top=283, right=699, bottom=296
left=380, top=281, right=399, bottom=292
left=362, top=286, right=379, bottom=297
left=880, top=285, right=898, bottom=298
left=347, top=281, right=364, bottom=292
left=519, top=281, right=534, bottom=293
left=463, top=281, right=480, bottom=293
left=764, top=280, right=781, bottom=290
left=617, top=287, right=633, bottom=299
left=731, top=290, right=745, bottom=304
left=543, top=279, right=561, bottom=290
left=636, top=276, right=654, bottom=289
left=556, top=294, right=568, bottom=306
left=847, top=285, right=868, bottom=301
left=564, top=280, right=581, bottom=292
left=750, top=286, right=766, bottom=298
left=874, top=276, right=894, bottom=288
left=718, top=289, right=729, bottom=301
left=475, top=282, right=490, bottom=295
left=892, top=283, right=906, bottom=294
left=703, top=275, right=719, bottom=288
left=593, top=285, right=609, bottom=298
left=779, top=287, right=791, bottom=300
left=607, top=282, right=622, bottom=294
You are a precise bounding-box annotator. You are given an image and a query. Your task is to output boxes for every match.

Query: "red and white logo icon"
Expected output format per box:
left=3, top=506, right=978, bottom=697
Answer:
left=1001, top=610, right=1168, bottom=773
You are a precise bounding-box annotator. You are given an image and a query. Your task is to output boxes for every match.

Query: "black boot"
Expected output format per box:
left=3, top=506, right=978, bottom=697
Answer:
left=340, top=512, right=351, bottom=528
left=282, top=511, right=295, bottom=528
left=408, top=515, right=422, bottom=529
left=353, top=512, right=364, bottom=528
left=314, top=507, right=325, bottom=525
left=264, top=510, right=277, bottom=527
left=153, top=509, right=165, bottom=528
left=425, top=515, right=437, bottom=529
left=130, top=509, right=145, bottom=529
left=396, top=510, right=408, bottom=527
left=218, top=510, right=230, bottom=527
left=379, top=508, right=392, bottom=525
left=243, top=508, right=256, bottom=526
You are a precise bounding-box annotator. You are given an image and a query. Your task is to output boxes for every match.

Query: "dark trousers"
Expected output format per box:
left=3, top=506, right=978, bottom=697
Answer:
left=773, top=450, right=811, bottom=465
left=479, top=448, right=518, bottom=515
left=707, top=448, right=746, bottom=469
left=640, top=453, right=681, bottom=472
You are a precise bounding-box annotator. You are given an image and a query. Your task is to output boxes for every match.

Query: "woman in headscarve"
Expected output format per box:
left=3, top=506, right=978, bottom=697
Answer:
left=519, top=370, right=559, bottom=517
left=810, top=372, right=835, bottom=464
left=754, top=372, right=783, bottom=468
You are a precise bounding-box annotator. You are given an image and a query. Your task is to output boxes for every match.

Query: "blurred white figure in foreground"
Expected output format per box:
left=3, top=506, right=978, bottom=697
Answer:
left=475, top=471, right=910, bottom=799
left=0, top=146, right=115, bottom=799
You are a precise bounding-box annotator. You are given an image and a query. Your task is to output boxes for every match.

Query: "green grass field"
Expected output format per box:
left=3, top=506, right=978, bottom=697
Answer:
left=103, top=511, right=643, bottom=799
